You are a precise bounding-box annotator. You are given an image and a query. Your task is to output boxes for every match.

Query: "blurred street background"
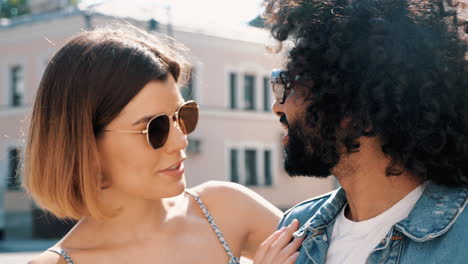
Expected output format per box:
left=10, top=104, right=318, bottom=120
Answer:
left=0, top=0, right=337, bottom=262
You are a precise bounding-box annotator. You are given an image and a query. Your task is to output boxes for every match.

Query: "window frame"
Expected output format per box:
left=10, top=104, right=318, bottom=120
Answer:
left=226, top=143, right=276, bottom=187
left=225, top=66, right=271, bottom=112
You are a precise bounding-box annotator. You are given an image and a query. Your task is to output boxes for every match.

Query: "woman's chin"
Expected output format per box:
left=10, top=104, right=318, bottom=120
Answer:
left=165, top=177, right=186, bottom=198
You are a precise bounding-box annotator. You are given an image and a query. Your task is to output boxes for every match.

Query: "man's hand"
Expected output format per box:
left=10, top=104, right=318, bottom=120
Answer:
left=253, top=219, right=304, bottom=264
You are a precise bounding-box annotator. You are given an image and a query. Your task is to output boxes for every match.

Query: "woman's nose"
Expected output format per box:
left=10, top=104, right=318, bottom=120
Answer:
left=164, top=119, right=188, bottom=153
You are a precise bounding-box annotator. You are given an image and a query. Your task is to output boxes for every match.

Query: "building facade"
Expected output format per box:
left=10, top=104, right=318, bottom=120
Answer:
left=0, top=6, right=336, bottom=240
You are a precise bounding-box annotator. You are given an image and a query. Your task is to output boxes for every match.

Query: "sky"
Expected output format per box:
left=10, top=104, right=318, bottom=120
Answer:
left=79, top=0, right=266, bottom=29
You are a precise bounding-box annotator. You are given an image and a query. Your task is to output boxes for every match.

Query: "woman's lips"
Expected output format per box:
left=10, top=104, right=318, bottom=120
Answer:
left=159, top=162, right=185, bottom=178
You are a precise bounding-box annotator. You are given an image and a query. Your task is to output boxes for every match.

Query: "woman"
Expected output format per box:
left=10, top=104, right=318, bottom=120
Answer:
left=25, top=27, right=301, bottom=264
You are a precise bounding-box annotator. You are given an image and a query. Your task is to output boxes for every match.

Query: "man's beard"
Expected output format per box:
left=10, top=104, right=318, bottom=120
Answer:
left=283, top=120, right=338, bottom=178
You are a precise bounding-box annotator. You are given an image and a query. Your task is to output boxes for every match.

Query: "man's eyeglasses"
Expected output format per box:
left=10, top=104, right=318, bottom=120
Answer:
left=104, top=101, right=199, bottom=150
left=270, top=69, right=292, bottom=104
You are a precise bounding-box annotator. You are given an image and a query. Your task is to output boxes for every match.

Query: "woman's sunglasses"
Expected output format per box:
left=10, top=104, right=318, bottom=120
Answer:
left=270, top=69, right=292, bottom=104
left=104, top=101, right=199, bottom=149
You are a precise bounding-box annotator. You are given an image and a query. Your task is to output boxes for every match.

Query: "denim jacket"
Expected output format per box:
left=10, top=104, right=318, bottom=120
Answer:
left=279, top=182, right=468, bottom=264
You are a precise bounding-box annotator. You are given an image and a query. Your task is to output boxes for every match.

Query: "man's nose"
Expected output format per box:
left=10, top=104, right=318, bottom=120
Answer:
left=272, top=99, right=284, bottom=117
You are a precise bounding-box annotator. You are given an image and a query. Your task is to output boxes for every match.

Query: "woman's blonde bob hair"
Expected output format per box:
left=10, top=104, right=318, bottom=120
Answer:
left=23, top=26, right=190, bottom=220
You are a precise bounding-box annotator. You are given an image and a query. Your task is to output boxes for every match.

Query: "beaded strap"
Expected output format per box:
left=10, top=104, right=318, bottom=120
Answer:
left=48, top=248, right=75, bottom=264
left=186, top=189, right=240, bottom=264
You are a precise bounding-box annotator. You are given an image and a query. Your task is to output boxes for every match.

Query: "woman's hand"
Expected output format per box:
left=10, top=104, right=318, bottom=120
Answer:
left=253, top=219, right=304, bottom=264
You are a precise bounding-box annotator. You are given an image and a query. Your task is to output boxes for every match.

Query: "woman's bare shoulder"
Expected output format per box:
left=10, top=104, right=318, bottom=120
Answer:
left=27, top=250, right=67, bottom=264
left=191, top=181, right=257, bottom=203
left=190, top=181, right=282, bottom=217
left=189, top=181, right=282, bottom=258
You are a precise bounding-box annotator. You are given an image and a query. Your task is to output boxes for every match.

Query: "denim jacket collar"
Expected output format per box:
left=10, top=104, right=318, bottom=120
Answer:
left=295, top=181, right=468, bottom=242
left=294, top=188, right=346, bottom=237
left=395, top=182, right=468, bottom=241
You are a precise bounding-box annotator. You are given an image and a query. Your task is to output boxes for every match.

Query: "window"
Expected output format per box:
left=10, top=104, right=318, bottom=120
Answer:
left=264, top=150, right=272, bottom=186
left=229, top=72, right=237, bottom=109
left=186, top=138, right=202, bottom=154
left=244, top=75, right=256, bottom=110
left=230, top=149, right=239, bottom=183
left=181, top=68, right=196, bottom=101
left=7, top=147, right=21, bottom=191
left=263, top=76, right=271, bottom=112
left=245, top=149, right=258, bottom=186
left=148, top=18, right=159, bottom=31
left=228, top=71, right=271, bottom=111
left=10, top=66, right=24, bottom=107
left=229, top=147, right=274, bottom=187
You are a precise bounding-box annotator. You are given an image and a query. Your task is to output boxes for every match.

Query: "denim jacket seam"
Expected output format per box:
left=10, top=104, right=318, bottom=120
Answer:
left=304, top=237, right=315, bottom=262
left=302, top=224, right=334, bottom=264
left=395, top=235, right=404, bottom=264
left=374, top=228, right=395, bottom=252
left=367, top=229, right=404, bottom=264
left=303, top=235, right=316, bottom=263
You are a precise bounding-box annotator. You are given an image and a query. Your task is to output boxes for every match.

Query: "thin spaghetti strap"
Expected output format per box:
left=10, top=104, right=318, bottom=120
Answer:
left=186, top=189, right=240, bottom=264
left=48, top=248, right=75, bottom=264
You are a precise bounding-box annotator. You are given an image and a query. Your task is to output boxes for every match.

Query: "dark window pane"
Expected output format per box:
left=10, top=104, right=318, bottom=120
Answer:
left=263, top=76, right=271, bottom=112
left=264, top=150, right=272, bottom=186
left=230, top=73, right=237, bottom=109
left=7, top=148, right=21, bottom=191
left=245, top=149, right=258, bottom=186
left=148, top=18, right=159, bottom=31
left=230, top=149, right=239, bottom=183
left=187, top=138, right=201, bottom=154
left=10, top=66, right=24, bottom=107
left=244, top=75, right=256, bottom=110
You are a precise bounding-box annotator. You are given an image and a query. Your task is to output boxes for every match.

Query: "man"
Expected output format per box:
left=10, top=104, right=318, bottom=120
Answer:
left=264, top=0, right=468, bottom=263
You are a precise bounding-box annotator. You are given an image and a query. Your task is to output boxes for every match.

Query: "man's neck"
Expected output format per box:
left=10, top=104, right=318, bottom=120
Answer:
left=339, top=173, right=421, bottom=221
left=333, top=137, right=422, bottom=222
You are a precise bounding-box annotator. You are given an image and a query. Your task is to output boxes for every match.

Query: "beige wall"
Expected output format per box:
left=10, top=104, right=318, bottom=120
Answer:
left=0, top=11, right=336, bottom=233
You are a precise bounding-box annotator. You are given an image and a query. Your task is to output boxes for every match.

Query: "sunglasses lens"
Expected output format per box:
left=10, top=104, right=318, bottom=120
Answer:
left=146, top=102, right=199, bottom=149
left=148, top=115, right=170, bottom=149
left=178, top=102, right=199, bottom=135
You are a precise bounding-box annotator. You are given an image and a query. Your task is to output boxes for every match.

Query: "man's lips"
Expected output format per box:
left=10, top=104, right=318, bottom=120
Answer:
left=282, top=131, right=289, bottom=145
left=279, top=115, right=290, bottom=145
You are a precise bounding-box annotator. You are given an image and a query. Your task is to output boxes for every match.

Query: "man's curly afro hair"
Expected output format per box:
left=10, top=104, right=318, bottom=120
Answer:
left=264, top=0, right=468, bottom=187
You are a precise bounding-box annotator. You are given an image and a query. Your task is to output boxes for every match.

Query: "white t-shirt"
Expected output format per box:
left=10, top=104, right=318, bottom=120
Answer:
left=325, top=185, right=424, bottom=264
